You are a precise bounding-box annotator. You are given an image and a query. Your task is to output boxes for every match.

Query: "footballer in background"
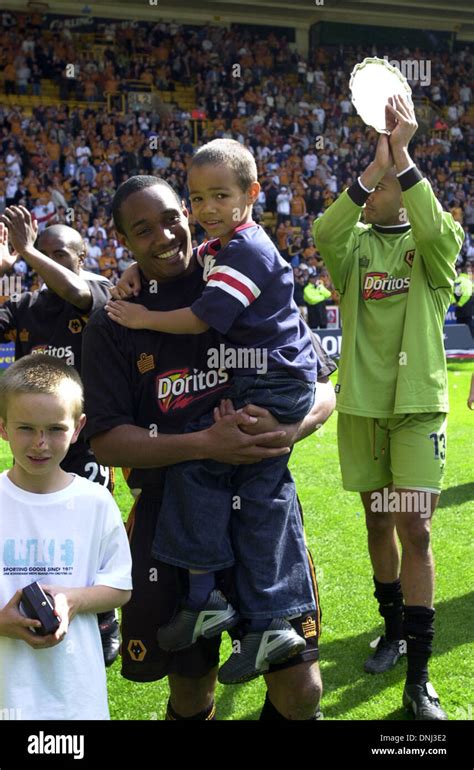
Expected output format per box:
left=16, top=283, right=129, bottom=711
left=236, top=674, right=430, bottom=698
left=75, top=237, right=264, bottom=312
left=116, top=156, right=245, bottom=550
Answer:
left=314, top=95, right=464, bottom=720
left=0, top=208, right=120, bottom=666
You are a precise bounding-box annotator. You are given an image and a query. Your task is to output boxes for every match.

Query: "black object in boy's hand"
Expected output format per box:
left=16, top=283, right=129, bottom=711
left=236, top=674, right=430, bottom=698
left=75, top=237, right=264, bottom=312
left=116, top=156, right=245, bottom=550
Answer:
left=19, top=582, right=61, bottom=636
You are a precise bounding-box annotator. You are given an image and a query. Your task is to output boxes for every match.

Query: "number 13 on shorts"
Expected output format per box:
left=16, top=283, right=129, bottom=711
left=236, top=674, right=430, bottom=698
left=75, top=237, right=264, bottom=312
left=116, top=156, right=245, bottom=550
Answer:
left=429, top=430, right=446, bottom=463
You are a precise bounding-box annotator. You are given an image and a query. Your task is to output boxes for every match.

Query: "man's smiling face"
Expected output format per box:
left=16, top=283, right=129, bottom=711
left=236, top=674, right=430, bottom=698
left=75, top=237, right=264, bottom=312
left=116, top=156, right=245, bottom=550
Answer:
left=118, top=184, right=194, bottom=282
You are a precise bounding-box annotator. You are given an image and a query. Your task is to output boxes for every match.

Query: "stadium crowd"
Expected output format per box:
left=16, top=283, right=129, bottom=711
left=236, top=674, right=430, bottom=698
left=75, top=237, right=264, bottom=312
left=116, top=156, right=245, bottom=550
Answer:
left=0, top=11, right=472, bottom=326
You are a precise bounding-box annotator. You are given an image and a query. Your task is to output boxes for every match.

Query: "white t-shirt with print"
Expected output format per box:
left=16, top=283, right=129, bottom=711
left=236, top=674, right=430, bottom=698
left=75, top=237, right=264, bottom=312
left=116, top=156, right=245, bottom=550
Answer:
left=0, top=472, right=132, bottom=720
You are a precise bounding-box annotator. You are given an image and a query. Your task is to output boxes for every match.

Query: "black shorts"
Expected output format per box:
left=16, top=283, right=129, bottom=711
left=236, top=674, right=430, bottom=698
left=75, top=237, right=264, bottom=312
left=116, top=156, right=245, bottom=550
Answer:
left=121, top=486, right=321, bottom=682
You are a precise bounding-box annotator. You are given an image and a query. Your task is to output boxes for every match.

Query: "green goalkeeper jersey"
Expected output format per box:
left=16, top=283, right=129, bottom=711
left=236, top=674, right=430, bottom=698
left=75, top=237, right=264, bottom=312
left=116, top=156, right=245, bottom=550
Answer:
left=313, top=167, right=464, bottom=417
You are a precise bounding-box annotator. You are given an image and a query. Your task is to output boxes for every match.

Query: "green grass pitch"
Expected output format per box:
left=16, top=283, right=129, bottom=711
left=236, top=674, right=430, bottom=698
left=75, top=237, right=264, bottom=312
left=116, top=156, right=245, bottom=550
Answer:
left=1, top=362, right=472, bottom=720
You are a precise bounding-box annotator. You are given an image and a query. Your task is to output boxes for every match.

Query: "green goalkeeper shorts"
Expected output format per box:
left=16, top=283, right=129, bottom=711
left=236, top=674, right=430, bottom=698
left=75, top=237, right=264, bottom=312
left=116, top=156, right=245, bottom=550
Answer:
left=337, top=412, right=448, bottom=493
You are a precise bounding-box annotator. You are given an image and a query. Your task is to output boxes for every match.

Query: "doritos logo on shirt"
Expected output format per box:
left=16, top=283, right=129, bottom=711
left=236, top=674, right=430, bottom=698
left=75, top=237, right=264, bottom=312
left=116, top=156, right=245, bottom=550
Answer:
left=31, top=344, right=75, bottom=365
left=362, top=272, right=411, bottom=301
left=156, top=367, right=229, bottom=413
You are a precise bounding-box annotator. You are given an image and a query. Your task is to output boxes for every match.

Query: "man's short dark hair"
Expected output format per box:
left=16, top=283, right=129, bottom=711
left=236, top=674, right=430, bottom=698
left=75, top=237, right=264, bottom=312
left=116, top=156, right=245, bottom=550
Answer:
left=37, top=224, right=85, bottom=258
left=112, top=175, right=182, bottom=234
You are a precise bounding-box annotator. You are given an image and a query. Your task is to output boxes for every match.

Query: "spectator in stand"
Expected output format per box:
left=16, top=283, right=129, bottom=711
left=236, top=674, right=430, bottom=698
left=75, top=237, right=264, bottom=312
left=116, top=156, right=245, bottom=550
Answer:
left=13, top=256, right=29, bottom=285
left=87, top=218, right=107, bottom=245
left=304, top=274, right=332, bottom=330
left=293, top=267, right=308, bottom=321
left=99, top=245, right=118, bottom=279
left=303, top=149, right=319, bottom=178
left=117, top=248, right=134, bottom=274
left=78, top=185, right=98, bottom=224
left=290, top=191, right=307, bottom=227
left=0, top=184, right=6, bottom=215
left=276, top=219, right=292, bottom=261
left=84, top=252, right=100, bottom=274
left=15, top=58, right=31, bottom=95
left=32, top=195, right=56, bottom=232
left=450, top=199, right=463, bottom=224
left=76, top=138, right=92, bottom=163
left=459, top=83, right=471, bottom=110
left=30, top=63, right=41, bottom=96
left=297, top=56, right=307, bottom=84
left=464, top=197, right=474, bottom=235
left=5, top=145, right=21, bottom=177
left=276, top=185, right=292, bottom=225
left=453, top=264, right=474, bottom=338
left=288, top=234, right=303, bottom=267
left=63, top=154, right=77, bottom=180
left=85, top=235, right=101, bottom=272
left=3, top=62, right=16, bottom=95
left=96, top=164, right=115, bottom=195
left=76, top=157, right=97, bottom=188
left=48, top=180, right=68, bottom=213
left=302, top=237, right=319, bottom=263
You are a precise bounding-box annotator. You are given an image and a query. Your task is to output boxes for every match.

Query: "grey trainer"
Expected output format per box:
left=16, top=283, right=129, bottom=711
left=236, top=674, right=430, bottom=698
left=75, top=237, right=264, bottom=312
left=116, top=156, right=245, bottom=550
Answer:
left=218, top=618, right=306, bottom=684
left=157, top=589, right=239, bottom=652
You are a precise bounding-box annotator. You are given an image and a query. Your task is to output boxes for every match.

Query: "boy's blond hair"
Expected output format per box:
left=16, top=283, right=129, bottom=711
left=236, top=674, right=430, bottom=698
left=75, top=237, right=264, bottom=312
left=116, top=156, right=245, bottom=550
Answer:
left=189, top=139, right=258, bottom=191
left=0, top=355, right=84, bottom=421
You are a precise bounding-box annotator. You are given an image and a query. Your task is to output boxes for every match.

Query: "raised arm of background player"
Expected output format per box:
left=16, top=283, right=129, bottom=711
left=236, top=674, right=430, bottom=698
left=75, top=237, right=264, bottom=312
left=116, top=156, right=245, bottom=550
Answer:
left=313, top=95, right=463, bottom=290
left=0, top=206, right=96, bottom=311
left=0, top=221, right=22, bottom=341
left=0, top=222, right=17, bottom=275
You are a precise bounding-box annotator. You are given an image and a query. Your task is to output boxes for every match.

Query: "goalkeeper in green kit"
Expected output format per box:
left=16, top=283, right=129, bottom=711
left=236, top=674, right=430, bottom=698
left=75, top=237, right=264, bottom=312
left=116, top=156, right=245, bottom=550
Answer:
left=313, top=95, right=464, bottom=720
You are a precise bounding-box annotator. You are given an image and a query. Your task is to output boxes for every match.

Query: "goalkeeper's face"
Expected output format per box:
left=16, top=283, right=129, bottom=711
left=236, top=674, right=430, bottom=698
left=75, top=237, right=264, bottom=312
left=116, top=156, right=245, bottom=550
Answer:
left=364, top=171, right=403, bottom=227
left=118, top=184, right=193, bottom=283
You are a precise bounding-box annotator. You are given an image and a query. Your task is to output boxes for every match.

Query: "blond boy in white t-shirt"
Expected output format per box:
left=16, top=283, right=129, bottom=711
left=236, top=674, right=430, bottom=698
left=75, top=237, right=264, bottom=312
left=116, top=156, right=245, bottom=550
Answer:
left=0, top=354, right=132, bottom=720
